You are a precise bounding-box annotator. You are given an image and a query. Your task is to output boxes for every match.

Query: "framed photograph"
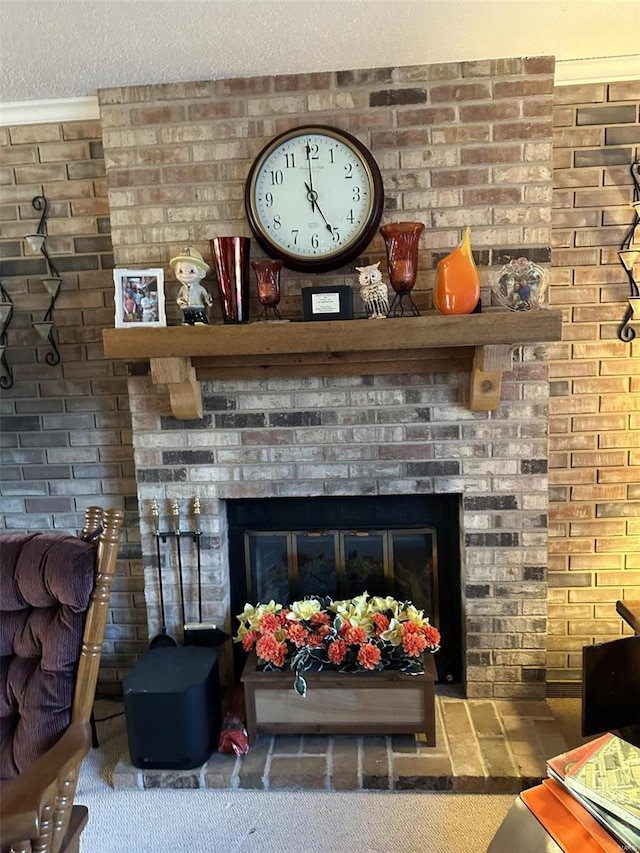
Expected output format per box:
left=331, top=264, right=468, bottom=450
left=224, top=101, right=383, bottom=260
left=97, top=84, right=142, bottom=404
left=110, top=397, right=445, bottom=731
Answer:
left=114, top=269, right=166, bottom=328
left=302, top=285, right=353, bottom=322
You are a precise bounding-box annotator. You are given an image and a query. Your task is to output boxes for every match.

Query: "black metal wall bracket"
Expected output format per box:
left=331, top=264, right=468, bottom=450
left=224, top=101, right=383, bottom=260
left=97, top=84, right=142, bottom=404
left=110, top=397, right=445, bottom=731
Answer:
left=0, top=283, right=14, bottom=389
left=617, top=160, right=640, bottom=344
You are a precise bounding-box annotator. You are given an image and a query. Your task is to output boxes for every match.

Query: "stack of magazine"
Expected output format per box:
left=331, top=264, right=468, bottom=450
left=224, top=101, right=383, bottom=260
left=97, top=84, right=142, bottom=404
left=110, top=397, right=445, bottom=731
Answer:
left=547, top=732, right=640, bottom=852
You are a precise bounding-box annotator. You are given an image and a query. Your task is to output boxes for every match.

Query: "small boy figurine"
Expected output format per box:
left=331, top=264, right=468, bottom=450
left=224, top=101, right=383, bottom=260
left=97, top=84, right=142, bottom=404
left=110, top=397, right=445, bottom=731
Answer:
left=170, top=247, right=213, bottom=325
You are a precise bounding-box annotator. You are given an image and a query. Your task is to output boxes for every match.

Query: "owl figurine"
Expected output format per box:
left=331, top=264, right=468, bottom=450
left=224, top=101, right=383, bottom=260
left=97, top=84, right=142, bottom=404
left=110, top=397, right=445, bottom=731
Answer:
left=356, top=262, right=390, bottom=319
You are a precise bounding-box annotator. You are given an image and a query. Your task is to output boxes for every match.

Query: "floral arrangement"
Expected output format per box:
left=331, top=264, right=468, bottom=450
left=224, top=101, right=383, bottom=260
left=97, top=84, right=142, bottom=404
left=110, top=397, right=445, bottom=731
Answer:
left=235, top=592, right=440, bottom=697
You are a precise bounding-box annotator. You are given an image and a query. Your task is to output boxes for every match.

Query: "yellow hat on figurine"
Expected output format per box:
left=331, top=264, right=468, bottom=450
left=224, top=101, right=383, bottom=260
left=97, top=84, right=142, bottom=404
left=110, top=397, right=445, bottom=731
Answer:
left=169, top=246, right=210, bottom=274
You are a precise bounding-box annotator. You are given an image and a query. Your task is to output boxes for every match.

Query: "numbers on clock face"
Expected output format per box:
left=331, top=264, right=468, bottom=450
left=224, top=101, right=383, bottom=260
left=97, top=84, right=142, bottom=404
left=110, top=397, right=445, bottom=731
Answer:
left=250, top=132, right=375, bottom=261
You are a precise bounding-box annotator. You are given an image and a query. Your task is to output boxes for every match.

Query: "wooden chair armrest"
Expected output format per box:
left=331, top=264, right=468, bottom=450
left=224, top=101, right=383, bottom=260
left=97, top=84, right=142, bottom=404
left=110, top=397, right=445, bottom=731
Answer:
left=0, top=721, right=91, bottom=845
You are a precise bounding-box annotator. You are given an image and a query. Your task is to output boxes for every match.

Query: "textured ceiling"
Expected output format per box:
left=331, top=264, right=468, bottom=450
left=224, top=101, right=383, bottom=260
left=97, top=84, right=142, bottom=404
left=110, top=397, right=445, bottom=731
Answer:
left=0, top=0, right=638, bottom=103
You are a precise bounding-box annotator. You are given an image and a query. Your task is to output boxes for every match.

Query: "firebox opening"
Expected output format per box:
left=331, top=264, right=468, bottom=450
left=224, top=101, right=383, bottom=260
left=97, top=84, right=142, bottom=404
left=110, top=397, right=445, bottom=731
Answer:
left=228, top=494, right=462, bottom=684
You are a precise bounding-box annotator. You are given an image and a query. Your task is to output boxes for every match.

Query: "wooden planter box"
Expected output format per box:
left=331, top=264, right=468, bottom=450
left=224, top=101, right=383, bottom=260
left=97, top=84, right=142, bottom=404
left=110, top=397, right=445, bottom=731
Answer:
left=241, top=653, right=436, bottom=745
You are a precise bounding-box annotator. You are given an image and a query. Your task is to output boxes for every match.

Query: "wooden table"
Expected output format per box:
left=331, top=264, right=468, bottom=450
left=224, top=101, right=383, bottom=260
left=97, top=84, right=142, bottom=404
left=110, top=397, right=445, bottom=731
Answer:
left=616, top=599, right=640, bottom=633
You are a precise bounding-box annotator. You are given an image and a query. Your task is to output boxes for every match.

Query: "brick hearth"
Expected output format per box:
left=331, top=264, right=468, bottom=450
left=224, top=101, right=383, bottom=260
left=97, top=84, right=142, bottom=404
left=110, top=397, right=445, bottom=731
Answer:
left=113, top=692, right=568, bottom=792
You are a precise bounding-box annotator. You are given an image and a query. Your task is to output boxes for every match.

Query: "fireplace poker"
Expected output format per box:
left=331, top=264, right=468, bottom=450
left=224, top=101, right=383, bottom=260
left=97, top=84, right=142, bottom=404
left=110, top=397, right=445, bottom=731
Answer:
left=149, top=498, right=177, bottom=650
left=172, top=499, right=187, bottom=638
left=195, top=497, right=202, bottom=624
left=184, top=497, right=230, bottom=649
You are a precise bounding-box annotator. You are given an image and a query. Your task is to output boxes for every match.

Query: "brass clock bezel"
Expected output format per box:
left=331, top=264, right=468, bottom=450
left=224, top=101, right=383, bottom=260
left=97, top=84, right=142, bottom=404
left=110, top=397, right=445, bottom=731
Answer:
left=244, top=125, right=384, bottom=274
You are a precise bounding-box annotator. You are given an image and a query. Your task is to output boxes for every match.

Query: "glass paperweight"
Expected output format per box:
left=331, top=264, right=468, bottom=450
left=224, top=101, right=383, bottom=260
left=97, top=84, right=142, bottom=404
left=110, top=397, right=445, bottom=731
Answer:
left=493, top=257, right=548, bottom=311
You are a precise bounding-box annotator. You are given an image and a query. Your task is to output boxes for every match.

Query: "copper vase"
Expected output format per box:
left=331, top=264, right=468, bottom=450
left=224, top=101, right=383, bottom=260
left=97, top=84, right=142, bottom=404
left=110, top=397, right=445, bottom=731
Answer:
left=380, top=221, right=424, bottom=317
left=210, top=236, right=251, bottom=323
left=252, top=259, right=284, bottom=321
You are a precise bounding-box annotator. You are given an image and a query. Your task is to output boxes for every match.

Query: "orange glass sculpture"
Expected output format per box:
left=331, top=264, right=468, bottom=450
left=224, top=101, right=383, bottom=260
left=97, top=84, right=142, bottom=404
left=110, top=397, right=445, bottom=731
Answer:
left=434, top=227, right=480, bottom=315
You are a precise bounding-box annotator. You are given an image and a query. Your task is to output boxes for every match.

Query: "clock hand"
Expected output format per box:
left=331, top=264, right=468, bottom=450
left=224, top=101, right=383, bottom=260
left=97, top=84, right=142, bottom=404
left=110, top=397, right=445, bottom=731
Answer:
left=304, top=142, right=318, bottom=214
left=304, top=142, right=333, bottom=234
left=305, top=142, right=315, bottom=192
left=304, top=180, right=317, bottom=213
left=314, top=201, right=334, bottom=235
left=303, top=180, right=333, bottom=234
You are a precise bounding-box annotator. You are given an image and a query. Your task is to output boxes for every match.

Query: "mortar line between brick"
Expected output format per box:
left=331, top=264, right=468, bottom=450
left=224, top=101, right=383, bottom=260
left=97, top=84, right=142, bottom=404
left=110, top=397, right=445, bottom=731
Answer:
left=326, top=737, right=334, bottom=792
left=492, top=700, right=520, bottom=777
left=229, top=753, right=242, bottom=790
left=462, top=700, right=490, bottom=778
left=436, top=696, right=455, bottom=768
left=262, top=735, right=275, bottom=791
left=385, top=736, right=394, bottom=792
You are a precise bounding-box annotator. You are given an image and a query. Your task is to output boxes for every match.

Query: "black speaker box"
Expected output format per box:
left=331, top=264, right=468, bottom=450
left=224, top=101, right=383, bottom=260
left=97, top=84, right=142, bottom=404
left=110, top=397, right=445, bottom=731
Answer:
left=123, top=645, right=221, bottom=770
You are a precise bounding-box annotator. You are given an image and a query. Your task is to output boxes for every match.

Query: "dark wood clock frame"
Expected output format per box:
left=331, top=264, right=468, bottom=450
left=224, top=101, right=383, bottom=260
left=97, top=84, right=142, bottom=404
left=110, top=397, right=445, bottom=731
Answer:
left=244, top=125, right=385, bottom=274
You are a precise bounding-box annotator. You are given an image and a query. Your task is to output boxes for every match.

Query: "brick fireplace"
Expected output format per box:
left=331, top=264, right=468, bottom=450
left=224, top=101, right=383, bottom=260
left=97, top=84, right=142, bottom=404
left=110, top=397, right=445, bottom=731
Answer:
left=100, top=55, right=556, bottom=700
left=125, top=358, right=550, bottom=700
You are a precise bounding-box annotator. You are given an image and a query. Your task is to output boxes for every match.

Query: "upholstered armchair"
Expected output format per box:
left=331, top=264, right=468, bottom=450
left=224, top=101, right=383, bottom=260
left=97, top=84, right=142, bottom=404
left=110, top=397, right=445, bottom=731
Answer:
left=0, top=507, right=124, bottom=853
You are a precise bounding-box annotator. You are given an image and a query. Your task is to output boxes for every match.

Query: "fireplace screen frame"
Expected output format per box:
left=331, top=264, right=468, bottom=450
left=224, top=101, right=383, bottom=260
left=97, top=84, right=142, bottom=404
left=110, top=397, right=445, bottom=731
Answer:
left=228, top=494, right=462, bottom=685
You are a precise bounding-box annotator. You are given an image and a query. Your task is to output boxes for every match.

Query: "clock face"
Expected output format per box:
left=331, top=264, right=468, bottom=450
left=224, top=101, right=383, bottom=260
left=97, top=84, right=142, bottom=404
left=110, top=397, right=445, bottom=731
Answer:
left=245, top=125, right=384, bottom=273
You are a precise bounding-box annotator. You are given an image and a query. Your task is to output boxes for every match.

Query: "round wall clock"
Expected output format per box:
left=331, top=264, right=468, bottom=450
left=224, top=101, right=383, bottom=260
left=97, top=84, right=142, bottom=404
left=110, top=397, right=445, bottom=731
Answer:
left=244, top=125, right=384, bottom=273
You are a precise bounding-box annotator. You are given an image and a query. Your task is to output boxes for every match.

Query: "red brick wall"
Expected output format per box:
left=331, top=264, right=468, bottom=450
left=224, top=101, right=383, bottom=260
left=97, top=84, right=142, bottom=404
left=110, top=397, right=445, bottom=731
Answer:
left=548, top=80, right=640, bottom=692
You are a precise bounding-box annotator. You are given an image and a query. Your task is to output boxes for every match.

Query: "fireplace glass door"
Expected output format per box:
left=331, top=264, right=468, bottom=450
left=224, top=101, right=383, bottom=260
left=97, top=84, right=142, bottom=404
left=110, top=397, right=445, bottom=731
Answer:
left=245, top=528, right=437, bottom=624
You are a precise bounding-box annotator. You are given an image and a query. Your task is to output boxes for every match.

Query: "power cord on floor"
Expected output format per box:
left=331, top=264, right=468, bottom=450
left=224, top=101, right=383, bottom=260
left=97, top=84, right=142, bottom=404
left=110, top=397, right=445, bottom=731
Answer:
left=94, top=710, right=125, bottom=723
left=91, top=707, right=125, bottom=748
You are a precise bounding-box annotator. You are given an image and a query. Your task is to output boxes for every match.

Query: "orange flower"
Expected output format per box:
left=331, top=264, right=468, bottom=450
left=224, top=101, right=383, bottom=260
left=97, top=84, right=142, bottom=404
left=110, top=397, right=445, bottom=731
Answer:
left=307, top=632, right=325, bottom=647
left=373, top=612, right=389, bottom=636
left=241, top=630, right=258, bottom=652
left=259, top=612, right=282, bottom=634
left=328, top=639, right=347, bottom=665
left=357, top=643, right=381, bottom=669
left=310, top=611, right=330, bottom=628
left=286, top=621, right=309, bottom=647
left=402, top=631, right=427, bottom=657
left=256, top=634, right=287, bottom=667
left=422, top=625, right=441, bottom=648
left=271, top=644, right=286, bottom=667
left=344, top=625, right=368, bottom=645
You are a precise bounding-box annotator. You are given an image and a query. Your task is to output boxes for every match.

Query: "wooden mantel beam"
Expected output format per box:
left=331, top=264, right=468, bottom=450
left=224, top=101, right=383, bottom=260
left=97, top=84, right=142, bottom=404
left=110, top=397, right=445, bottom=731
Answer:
left=104, top=312, right=562, bottom=359
left=104, top=311, right=563, bottom=420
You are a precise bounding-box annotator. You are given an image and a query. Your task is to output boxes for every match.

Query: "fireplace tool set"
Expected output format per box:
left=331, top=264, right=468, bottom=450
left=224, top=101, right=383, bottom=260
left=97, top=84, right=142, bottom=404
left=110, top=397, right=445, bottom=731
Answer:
left=149, top=497, right=229, bottom=650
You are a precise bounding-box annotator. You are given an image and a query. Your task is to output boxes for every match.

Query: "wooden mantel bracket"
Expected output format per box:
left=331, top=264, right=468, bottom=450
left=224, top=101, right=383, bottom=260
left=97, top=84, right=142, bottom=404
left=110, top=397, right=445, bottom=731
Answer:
left=470, top=344, right=514, bottom=412
left=149, top=356, right=202, bottom=420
